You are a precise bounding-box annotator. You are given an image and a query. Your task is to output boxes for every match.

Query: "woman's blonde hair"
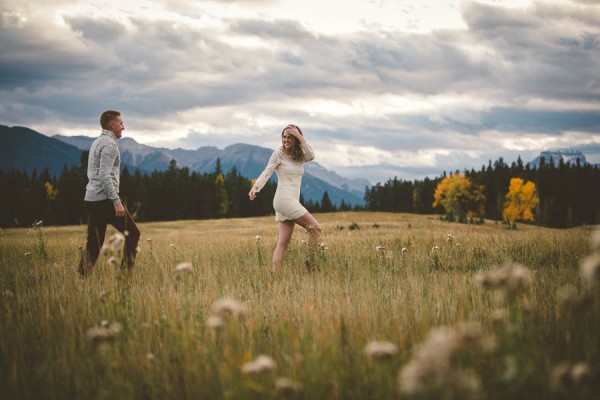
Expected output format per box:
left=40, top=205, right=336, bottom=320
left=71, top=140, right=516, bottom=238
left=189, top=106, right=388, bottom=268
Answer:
left=281, top=124, right=304, bottom=162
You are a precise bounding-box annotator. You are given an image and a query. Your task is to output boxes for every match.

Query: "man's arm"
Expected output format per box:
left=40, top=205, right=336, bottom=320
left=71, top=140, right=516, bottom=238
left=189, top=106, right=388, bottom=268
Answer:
left=98, top=142, right=125, bottom=216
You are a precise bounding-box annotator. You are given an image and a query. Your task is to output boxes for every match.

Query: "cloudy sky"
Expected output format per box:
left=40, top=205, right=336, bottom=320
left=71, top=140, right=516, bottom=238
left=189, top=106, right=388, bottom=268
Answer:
left=1, top=0, right=599, bottom=183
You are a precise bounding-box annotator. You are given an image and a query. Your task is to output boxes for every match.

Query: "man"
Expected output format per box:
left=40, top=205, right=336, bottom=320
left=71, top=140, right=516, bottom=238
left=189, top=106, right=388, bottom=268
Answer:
left=78, top=110, right=140, bottom=276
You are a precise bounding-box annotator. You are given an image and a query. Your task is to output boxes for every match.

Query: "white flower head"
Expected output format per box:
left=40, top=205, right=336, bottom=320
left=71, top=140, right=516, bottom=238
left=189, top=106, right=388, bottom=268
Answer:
left=364, top=340, right=398, bottom=359
left=242, top=355, right=276, bottom=374
left=86, top=322, right=122, bottom=345
left=401, top=247, right=408, bottom=254
left=580, top=254, right=600, bottom=287
left=175, top=262, right=192, bottom=274
left=275, top=377, right=302, bottom=394
left=376, top=245, right=385, bottom=252
left=211, top=298, right=248, bottom=319
left=206, top=315, right=224, bottom=329
left=254, top=235, right=261, bottom=242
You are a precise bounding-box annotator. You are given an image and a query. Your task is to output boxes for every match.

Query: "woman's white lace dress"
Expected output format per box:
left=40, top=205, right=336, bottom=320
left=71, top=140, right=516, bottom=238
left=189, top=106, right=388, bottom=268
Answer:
left=253, top=143, right=315, bottom=221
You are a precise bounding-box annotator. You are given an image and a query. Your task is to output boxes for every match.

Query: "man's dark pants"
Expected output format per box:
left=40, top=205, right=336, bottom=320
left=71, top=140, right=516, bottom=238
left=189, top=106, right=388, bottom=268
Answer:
left=78, top=199, right=140, bottom=276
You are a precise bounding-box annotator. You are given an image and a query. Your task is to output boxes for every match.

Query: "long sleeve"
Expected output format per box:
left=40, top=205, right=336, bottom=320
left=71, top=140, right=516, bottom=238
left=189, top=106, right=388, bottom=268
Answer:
left=98, top=142, right=121, bottom=205
left=302, top=142, right=315, bottom=162
left=254, top=150, right=282, bottom=192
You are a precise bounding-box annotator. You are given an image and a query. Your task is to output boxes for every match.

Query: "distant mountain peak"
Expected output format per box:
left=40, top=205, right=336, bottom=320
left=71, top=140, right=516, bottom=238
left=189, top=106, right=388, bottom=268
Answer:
left=45, top=132, right=367, bottom=206
left=528, top=148, right=588, bottom=168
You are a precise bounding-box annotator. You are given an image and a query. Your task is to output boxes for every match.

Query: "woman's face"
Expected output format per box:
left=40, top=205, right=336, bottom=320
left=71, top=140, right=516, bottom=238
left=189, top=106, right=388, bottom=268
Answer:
left=281, top=126, right=298, bottom=150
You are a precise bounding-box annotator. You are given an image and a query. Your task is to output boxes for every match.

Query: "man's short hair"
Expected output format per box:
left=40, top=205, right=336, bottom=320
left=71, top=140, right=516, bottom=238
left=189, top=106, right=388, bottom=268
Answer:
left=100, top=110, right=121, bottom=129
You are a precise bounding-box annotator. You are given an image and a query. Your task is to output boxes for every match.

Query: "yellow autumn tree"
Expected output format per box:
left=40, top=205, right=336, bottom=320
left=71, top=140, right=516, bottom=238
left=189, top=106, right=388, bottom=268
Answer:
left=433, top=172, right=486, bottom=219
left=45, top=182, right=58, bottom=200
left=214, top=173, right=229, bottom=217
left=502, top=178, right=539, bottom=224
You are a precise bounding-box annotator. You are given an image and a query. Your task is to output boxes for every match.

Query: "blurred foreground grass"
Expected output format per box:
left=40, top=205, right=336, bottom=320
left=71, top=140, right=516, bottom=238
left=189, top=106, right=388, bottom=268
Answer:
left=0, top=212, right=599, bottom=399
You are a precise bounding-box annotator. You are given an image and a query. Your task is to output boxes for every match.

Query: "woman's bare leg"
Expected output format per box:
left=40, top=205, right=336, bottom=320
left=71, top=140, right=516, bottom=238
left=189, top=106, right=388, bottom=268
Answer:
left=294, top=212, right=322, bottom=270
left=273, top=220, right=295, bottom=272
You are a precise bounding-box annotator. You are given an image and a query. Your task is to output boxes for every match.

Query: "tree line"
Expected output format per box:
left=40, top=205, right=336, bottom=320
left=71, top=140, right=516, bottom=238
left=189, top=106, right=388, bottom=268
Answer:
left=1, top=153, right=598, bottom=228
left=0, top=152, right=344, bottom=228
left=365, top=157, right=600, bottom=228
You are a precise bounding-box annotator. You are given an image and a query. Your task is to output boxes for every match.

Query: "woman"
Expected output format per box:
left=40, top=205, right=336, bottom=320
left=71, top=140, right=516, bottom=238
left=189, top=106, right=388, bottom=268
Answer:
left=249, top=124, right=322, bottom=272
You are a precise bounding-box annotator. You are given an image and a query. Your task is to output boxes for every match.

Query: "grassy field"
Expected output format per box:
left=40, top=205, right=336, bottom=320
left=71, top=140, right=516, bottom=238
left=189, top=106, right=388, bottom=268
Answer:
left=1, top=211, right=599, bottom=399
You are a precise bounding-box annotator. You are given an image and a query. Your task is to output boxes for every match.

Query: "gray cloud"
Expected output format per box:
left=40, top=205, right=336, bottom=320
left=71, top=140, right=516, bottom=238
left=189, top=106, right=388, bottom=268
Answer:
left=0, top=0, right=599, bottom=181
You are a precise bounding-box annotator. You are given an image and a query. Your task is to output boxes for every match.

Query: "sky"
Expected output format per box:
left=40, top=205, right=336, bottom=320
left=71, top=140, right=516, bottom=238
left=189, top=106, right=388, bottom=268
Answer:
left=1, top=0, right=599, bottom=184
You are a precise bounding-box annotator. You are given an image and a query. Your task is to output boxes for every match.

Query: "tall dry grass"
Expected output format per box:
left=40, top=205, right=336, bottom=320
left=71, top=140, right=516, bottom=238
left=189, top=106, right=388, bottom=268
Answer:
left=0, top=212, right=598, bottom=399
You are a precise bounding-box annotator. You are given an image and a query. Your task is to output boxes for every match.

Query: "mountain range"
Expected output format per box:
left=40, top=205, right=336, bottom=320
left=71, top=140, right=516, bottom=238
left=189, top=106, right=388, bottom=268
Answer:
left=527, top=149, right=593, bottom=168
left=0, top=125, right=368, bottom=206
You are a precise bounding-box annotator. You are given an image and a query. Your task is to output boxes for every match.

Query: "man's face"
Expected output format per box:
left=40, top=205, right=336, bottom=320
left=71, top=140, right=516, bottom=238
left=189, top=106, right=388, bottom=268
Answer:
left=110, top=116, right=125, bottom=138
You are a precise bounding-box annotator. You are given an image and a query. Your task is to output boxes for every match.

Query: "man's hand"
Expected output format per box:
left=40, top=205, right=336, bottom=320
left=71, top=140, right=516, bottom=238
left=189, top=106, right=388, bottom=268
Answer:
left=114, top=203, right=126, bottom=217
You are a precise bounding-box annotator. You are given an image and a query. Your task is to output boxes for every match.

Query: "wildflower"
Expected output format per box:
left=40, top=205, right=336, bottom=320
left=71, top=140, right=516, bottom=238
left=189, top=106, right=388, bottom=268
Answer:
left=275, top=377, right=301, bottom=394
left=146, top=238, right=152, bottom=242
left=33, top=220, right=43, bottom=227
left=86, top=322, right=122, bottom=345
left=580, top=254, right=600, bottom=287
left=364, top=340, right=398, bottom=359
left=376, top=246, right=385, bottom=252
left=551, top=362, right=591, bottom=390
left=254, top=235, right=261, bottom=242
left=107, top=232, right=125, bottom=248
left=175, top=262, right=192, bottom=274
left=474, top=263, right=533, bottom=294
left=107, top=256, right=118, bottom=266
left=557, top=285, right=590, bottom=311
left=211, top=298, right=248, bottom=319
left=401, top=247, right=408, bottom=254
left=318, top=242, right=328, bottom=251
left=103, top=232, right=125, bottom=255
left=398, top=322, right=492, bottom=397
left=242, top=355, right=276, bottom=374
left=100, top=320, right=109, bottom=328
left=431, top=246, right=440, bottom=253
left=206, top=315, right=224, bottom=329
left=489, top=308, right=508, bottom=324
left=146, top=353, right=155, bottom=361
left=169, top=243, right=176, bottom=249
left=446, top=234, right=454, bottom=242
left=571, top=362, right=591, bottom=384
left=24, top=252, right=32, bottom=256
left=301, top=240, right=307, bottom=245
